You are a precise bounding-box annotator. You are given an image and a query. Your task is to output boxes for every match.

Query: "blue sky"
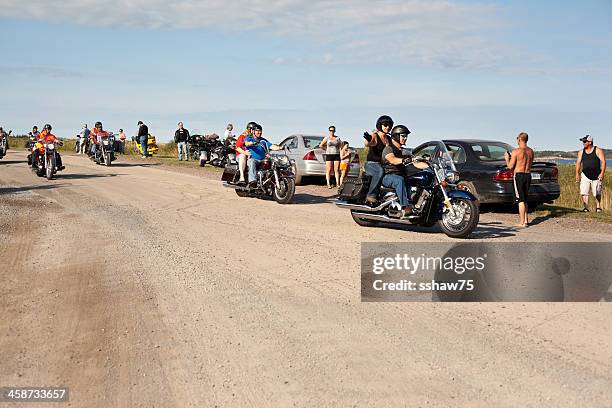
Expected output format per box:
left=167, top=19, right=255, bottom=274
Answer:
left=0, top=0, right=611, bottom=150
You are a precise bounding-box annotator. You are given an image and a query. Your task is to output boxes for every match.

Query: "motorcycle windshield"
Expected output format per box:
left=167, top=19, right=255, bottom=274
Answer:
left=429, top=141, right=457, bottom=173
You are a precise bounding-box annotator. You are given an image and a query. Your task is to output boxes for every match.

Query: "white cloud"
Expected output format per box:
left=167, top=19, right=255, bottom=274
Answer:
left=0, top=0, right=504, bottom=69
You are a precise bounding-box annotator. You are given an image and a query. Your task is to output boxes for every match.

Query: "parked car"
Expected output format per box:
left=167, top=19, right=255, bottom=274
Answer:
left=411, top=139, right=560, bottom=207
left=276, top=134, right=361, bottom=185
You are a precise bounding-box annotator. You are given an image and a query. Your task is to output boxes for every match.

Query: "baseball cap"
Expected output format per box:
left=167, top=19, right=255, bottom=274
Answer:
left=580, top=135, right=593, bottom=142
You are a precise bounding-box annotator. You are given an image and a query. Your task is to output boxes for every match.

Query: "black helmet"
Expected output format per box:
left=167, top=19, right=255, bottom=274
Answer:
left=390, top=125, right=410, bottom=143
left=95, top=121, right=102, bottom=128
left=253, top=124, right=262, bottom=131
left=246, top=121, right=258, bottom=130
left=43, top=124, right=52, bottom=131
left=376, top=115, right=394, bottom=131
left=32, top=125, right=38, bottom=130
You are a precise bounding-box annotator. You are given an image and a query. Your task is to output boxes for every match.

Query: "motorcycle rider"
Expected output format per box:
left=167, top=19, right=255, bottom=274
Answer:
left=363, top=115, right=393, bottom=204
left=244, top=124, right=281, bottom=186
left=31, top=124, right=64, bottom=171
left=381, top=125, right=428, bottom=218
left=235, top=122, right=258, bottom=184
left=89, top=121, right=109, bottom=159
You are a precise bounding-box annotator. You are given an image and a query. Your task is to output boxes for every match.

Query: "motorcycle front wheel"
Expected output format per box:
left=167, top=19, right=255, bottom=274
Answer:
left=105, top=152, right=112, bottom=166
left=46, top=155, right=56, bottom=180
left=438, top=198, right=479, bottom=238
left=272, top=177, right=295, bottom=204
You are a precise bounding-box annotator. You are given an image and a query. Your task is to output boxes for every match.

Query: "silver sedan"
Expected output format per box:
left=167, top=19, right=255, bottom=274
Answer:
left=276, top=134, right=361, bottom=185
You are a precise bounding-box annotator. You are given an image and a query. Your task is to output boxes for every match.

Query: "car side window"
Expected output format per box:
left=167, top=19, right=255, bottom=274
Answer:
left=288, top=137, right=298, bottom=149
left=445, top=144, right=467, bottom=164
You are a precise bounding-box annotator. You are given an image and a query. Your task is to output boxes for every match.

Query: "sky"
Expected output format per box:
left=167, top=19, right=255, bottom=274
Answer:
left=0, top=0, right=611, bottom=150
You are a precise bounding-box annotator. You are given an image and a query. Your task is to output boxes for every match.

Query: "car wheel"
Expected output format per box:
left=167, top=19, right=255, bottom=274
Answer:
left=457, top=181, right=479, bottom=201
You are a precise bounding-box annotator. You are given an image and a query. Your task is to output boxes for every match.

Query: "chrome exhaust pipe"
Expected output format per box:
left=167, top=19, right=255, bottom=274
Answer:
left=351, top=212, right=420, bottom=224
left=334, top=199, right=392, bottom=212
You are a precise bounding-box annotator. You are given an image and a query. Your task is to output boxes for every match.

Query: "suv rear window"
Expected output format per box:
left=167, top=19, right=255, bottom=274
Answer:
left=469, top=142, right=512, bottom=161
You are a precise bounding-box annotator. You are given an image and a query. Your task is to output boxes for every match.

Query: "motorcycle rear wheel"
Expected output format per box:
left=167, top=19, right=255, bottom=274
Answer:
left=438, top=198, right=479, bottom=238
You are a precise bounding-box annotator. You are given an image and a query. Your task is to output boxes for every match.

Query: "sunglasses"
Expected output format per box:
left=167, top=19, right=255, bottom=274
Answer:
left=329, top=129, right=336, bottom=132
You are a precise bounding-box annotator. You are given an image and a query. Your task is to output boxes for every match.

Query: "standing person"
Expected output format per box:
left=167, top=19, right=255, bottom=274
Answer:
left=363, top=115, right=393, bottom=204
left=78, top=124, right=90, bottom=154
left=504, top=132, right=534, bottom=227
left=118, top=128, right=126, bottom=154
left=319, top=125, right=342, bottom=188
left=175, top=122, right=190, bottom=161
left=224, top=123, right=234, bottom=141
left=235, top=122, right=257, bottom=184
left=137, top=120, right=148, bottom=158
left=339, top=141, right=351, bottom=185
left=576, top=135, right=606, bottom=213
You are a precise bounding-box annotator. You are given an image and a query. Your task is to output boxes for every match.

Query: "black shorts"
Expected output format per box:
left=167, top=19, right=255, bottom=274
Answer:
left=513, top=172, right=531, bottom=203
left=324, top=154, right=340, bottom=161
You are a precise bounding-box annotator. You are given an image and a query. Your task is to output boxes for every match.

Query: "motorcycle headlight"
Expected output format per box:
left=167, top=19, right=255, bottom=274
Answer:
left=103, top=140, right=109, bottom=145
left=47, top=143, right=55, bottom=150
left=446, top=171, right=459, bottom=183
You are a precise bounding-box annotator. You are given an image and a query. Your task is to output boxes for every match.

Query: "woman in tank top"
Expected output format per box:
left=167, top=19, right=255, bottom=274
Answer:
left=320, top=125, right=342, bottom=188
left=363, top=115, right=393, bottom=203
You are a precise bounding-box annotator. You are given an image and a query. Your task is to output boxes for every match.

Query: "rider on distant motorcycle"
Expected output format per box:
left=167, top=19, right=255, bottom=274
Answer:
left=89, top=121, right=109, bottom=158
left=381, top=125, right=427, bottom=218
left=31, top=124, right=64, bottom=171
left=244, top=124, right=281, bottom=187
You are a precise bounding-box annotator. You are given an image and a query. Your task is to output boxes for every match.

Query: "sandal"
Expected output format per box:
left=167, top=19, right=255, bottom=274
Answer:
left=596, top=208, right=603, bottom=213
left=582, top=207, right=590, bottom=213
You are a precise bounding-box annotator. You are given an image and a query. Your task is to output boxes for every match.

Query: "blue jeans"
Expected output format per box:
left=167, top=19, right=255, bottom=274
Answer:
left=382, top=174, right=409, bottom=207
left=177, top=141, right=188, bottom=160
left=140, top=135, right=148, bottom=157
left=248, top=158, right=264, bottom=183
left=364, top=161, right=384, bottom=199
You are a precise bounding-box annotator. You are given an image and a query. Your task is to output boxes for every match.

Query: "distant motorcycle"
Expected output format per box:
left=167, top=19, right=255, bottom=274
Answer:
left=335, top=141, right=479, bottom=239
left=91, top=133, right=116, bottom=166
left=208, top=137, right=236, bottom=168
left=222, top=144, right=295, bottom=204
left=0, top=130, right=10, bottom=159
left=31, top=139, right=63, bottom=180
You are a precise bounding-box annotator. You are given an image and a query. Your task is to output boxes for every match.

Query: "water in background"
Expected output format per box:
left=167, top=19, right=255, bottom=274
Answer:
left=548, top=159, right=612, bottom=167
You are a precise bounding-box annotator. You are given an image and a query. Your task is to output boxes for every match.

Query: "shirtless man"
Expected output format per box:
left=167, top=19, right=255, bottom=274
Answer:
left=504, top=132, right=534, bottom=227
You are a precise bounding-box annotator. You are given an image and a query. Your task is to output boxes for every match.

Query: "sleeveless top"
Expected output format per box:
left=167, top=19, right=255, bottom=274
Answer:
left=366, top=133, right=387, bottom=162
left=582, top=146, right=601, bottom=180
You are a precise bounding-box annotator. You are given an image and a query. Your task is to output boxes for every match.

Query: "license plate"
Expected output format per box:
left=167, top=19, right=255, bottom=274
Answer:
left=531, top=173, right=541, bottom=180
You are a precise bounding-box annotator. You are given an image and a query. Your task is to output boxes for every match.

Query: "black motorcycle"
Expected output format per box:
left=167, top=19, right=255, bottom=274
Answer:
left=222, top=146, right=296, bottom=204
left=91, top=133, right=116, bottom=166
left=208, top=137, right=236, bottom=168
left=335, top=141, right=479, bottom=238
left=31, top=139, right=63, bottom=180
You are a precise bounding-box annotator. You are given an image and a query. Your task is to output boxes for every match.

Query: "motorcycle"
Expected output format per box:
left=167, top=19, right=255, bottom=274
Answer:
left=0, top=130, right=10, bottom=159
left=92, top=133, right=116, bottom=166
left=335, top=141, right=479, bottom=238
left=132, top=134, right=159, bottom=157
left=193, top=134, right=223, bottom=167
left=32, top=139, right=63, bottom=180
left=221, top=145, right=296, bottom=204
left=207, top=137, right=236, bottom=168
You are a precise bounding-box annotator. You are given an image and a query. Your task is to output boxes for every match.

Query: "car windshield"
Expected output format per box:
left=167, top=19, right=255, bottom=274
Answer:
left=303, top=136, right=324, bottom=149
left=469, top=142, right=513, bottom=161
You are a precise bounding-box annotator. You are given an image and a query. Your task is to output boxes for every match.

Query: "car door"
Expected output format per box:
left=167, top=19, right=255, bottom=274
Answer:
left=279, top=136, right=299, bottom=160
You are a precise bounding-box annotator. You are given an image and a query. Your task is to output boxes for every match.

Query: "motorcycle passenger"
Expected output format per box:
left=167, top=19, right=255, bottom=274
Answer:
left=363, top=115, right=393, bottom=204
left=244, top=124, right=281, bottom=186
left=90, top=121, right=109, bottom=158
left=381, top=125, right=427, bottom=218
left=235, top=122, right=257, bottom=184
left=31, top=124, right=64, bottom=171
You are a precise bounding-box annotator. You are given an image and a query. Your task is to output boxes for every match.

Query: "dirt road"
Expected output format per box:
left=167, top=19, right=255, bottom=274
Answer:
left=1, top=150, right=611, bottom=407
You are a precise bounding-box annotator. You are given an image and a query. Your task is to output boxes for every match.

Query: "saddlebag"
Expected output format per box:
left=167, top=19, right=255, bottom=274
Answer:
left=221, top=163, right=239, bottom=183
left=338, top=176, right=370, bottom=200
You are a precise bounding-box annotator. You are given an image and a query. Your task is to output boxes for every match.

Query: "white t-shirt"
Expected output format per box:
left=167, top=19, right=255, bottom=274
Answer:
left=224, top=129, right=234, bottom=139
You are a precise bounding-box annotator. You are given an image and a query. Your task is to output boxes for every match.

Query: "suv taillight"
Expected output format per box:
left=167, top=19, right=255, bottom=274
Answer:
left=303, top=151, right=317, bottom=161
left=494, top=169, right=514, bottom=181
left=549, top=167, right=559, bottom=180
